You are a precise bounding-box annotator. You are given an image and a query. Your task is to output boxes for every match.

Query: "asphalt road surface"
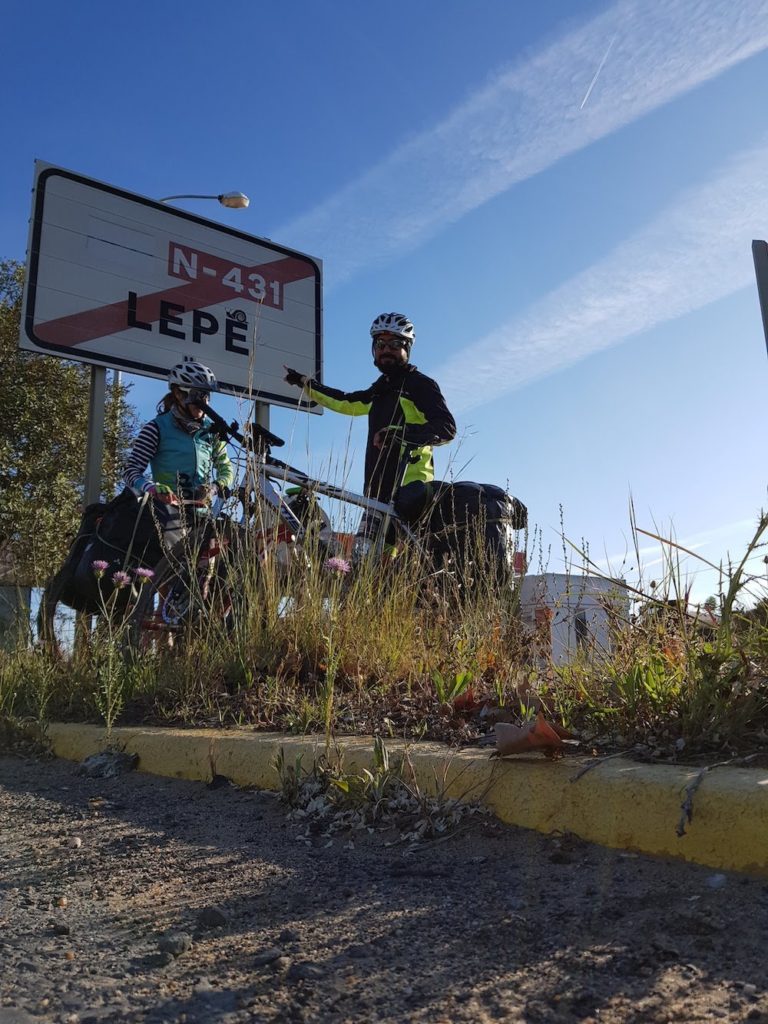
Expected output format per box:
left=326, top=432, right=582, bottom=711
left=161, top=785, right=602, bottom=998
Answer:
left=2, top=755, right=767, bottom=1024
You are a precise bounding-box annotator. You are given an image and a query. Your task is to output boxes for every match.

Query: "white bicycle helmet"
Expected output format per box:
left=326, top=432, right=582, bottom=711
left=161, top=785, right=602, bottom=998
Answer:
left=168, top=357, right=218, bottom=391
left=369, top=313, right=415, bottom=347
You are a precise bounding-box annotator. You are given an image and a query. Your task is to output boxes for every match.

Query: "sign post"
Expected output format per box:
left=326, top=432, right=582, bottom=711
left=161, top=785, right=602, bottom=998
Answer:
left=751, top=240, right=768, bottom=357
left=255, top=400, right=271, bottom=432
left=83, top=366, right=107, bottom=504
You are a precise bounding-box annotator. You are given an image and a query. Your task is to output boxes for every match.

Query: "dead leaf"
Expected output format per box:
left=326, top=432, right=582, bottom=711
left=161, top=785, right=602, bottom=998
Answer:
left=551, top=722, right=578, bottom=740
left=453, top=688, right=477, bottom=713
left=495, top=711, right=565, bottom=756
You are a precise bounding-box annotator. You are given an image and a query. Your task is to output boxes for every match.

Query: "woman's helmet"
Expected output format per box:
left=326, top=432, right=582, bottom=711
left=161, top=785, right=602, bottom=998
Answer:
left=168, top=357, right=218, bottom=391
left=369, top=313, right=415, bottom=353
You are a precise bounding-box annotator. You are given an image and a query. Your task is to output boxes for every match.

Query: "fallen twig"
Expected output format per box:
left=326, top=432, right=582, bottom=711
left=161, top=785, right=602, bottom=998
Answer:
left=570, top=748, right=640, bottom=782
left=677, top=752, right=765, bottom=837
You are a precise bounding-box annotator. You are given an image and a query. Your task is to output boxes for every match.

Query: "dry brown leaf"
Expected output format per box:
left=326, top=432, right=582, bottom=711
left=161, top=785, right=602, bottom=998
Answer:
left=495, top=711, right=565, bottom=756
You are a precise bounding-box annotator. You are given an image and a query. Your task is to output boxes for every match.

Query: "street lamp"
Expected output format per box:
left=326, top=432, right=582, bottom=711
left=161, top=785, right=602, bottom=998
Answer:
left=157, top=191, right=250, bottom=208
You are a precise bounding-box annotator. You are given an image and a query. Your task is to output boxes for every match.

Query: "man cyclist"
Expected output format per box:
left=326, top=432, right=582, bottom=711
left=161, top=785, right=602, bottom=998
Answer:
left=283, top=313, right=456, bottom=511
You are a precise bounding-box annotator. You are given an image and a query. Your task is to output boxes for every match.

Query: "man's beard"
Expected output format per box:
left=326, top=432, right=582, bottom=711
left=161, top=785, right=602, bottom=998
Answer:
left=375, top=355, right=405, bottom=373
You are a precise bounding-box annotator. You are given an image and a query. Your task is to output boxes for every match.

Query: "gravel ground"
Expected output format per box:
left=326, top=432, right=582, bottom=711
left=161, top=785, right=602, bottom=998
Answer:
left=2, top=754, right=768, bottom=1024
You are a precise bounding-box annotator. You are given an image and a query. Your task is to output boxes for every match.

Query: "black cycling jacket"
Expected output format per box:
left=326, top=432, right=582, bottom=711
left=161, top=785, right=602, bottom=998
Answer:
left=305, top=364, right=456, bottom=502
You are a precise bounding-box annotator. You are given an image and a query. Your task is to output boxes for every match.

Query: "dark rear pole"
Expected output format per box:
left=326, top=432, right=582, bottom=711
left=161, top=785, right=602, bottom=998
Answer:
left=751, top=240, right=768, bottom=357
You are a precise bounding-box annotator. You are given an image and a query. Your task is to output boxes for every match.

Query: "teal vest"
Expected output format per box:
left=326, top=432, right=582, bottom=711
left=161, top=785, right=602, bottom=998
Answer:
left=152, top=411, right=216, bottom=495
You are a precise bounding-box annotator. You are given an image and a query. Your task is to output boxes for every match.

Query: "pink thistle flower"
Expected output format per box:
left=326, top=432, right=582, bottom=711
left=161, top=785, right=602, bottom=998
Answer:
left=324, top=557, right=351, bottom=575
left=111, top=571, right=132, bottom=589
left=91, top=560, right=109, bottom=578
left=133, top=567, right=155, bottom=581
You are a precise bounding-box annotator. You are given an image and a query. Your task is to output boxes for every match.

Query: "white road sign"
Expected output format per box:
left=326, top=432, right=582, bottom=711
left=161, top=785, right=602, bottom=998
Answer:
left=21, top=162, right=323, bottom=409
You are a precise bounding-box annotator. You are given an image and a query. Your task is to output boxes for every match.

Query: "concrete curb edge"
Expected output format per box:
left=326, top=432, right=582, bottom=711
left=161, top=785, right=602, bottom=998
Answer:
left=45, top=723, right=768, bottom=875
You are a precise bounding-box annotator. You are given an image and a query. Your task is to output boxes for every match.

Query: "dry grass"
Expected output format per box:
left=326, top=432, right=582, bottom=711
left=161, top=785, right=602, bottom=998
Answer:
left=2, top=509, right=767, bottom=762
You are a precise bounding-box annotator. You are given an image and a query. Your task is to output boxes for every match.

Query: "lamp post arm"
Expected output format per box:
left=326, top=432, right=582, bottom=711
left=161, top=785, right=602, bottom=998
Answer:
left=157, top=194, right=219, bottom=203
left=158, top=192, right=249, bottom=208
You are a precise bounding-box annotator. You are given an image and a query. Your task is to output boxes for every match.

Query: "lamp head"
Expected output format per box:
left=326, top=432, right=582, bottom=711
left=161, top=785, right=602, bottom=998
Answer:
left=218, top=192, right=250, bottom=209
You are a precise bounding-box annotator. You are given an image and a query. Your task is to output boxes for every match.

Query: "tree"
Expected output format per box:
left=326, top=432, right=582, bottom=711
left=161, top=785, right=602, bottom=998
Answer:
left=0, top=259, right=137, bottom=586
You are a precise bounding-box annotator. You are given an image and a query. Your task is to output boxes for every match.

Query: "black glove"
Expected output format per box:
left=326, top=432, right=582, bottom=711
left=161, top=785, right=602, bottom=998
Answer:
left=284, top=366, right=308, bottom=387
left=373, top=426, right=404, bottom=450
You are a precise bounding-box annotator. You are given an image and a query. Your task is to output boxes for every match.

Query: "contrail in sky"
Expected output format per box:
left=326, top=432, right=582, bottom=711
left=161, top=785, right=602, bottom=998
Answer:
left=434, top=139, right=768, bottom=413
left=276, top=0, right=768, bottom=288
left=580, top=34, right=617, bottom=109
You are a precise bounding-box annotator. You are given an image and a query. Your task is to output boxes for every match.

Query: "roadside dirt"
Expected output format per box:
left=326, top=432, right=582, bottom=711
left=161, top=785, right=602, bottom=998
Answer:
left=1, top=755, right=767, bottom=1024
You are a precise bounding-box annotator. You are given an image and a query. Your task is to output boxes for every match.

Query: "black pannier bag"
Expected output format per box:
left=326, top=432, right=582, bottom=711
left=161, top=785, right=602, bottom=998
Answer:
left=68, top=489, right=176, bottom=612
left=396, top=480, right=527, bottom=578
left=51, top=500, right=108, bottom=613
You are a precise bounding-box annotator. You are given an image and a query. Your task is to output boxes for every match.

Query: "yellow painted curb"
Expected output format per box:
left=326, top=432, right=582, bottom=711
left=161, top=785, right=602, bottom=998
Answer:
left=45, top=723, right=768, bottom=876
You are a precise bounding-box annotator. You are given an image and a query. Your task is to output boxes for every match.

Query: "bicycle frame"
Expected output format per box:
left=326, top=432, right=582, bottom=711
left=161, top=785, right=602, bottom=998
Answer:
left=199, top=405, right=426, bottom=564
left=242, top=449, right=424, bottom=563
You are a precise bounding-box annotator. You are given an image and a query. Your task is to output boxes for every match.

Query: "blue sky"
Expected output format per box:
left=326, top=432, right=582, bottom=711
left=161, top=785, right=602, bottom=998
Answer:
left=3, top=0, right=768, bottom=603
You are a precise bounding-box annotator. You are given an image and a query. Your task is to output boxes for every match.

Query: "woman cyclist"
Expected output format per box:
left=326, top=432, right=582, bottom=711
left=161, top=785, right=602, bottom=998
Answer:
left=123, top=357, right=234, bottom=546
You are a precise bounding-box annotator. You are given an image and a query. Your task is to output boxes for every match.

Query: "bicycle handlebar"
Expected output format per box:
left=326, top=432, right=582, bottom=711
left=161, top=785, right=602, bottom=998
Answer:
left=202, top=404, right=418, bottom=514
left=251, top=422, right=285, bottom=449
left=202, top=404, right=286, bottom=450
left=202, top=403, right=245, bottom=444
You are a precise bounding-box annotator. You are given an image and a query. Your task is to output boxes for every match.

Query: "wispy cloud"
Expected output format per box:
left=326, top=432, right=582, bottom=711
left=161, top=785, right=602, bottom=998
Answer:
left=589, top=516, right=767, bottom=604
left=592, top=518, right=759, bottom=575
left=436, top=139, right=768, bottom=411
left=276, top=0, right=768, bottom=286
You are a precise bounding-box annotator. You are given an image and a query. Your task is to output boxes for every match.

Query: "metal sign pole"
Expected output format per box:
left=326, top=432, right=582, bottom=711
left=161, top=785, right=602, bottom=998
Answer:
left=751, top=240, right=768, bottom=357
left=254, top=400, right=270, bottom=431
left=83, top=365, right=107, bottom=504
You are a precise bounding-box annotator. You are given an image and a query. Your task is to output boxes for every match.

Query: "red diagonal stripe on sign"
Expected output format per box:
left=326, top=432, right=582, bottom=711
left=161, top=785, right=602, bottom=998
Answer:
left=34, top=256, right=314, bottom=349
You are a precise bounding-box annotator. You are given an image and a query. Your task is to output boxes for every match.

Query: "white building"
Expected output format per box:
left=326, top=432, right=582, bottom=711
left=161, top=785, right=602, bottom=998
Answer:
left=518, top=572, right=630, bottom=666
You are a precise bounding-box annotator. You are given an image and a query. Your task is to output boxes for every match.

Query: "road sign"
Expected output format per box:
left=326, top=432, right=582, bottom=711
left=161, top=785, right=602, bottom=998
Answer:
left=21, top=162, right=323, bottom=409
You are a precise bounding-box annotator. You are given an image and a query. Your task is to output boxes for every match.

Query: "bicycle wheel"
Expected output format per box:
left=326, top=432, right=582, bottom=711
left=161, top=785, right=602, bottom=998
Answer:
left=125, top=523, right=240, bottom=655
left=37, top=569, right=82, bottom=657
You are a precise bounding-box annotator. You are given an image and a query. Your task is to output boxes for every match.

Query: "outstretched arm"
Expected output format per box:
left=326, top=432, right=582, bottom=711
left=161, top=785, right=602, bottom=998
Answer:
left=284, top=366, right=373, bottom=417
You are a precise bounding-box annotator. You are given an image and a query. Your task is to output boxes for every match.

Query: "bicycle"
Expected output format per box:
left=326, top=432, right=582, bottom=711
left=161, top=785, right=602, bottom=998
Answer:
left=123, top=412, right=426, bottom=650
left=124, top=405, right=527, bottom=652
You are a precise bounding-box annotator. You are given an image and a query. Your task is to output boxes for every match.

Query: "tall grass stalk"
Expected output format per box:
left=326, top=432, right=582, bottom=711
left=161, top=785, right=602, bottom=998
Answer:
left=6, top=481, right=767, bottom=759
left=556, top=509, right=768, bottom=751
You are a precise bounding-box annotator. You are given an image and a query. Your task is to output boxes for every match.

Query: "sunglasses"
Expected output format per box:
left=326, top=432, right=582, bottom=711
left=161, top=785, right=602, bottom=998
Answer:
left=374, top=337, right=406, bottom=351
left=179, top=388, right=211, bottom=404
